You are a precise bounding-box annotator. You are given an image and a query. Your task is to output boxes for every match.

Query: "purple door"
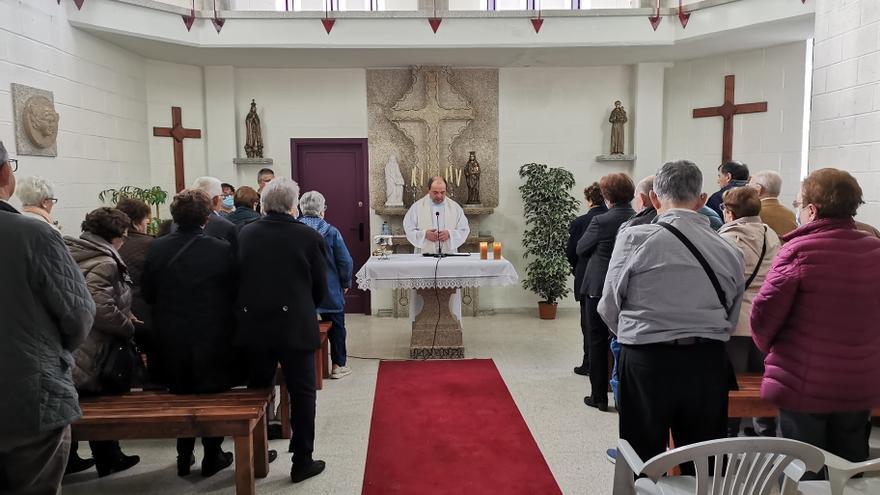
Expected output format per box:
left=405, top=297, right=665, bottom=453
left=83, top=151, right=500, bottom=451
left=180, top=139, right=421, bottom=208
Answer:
left=291, top=138, right=370, bottom=315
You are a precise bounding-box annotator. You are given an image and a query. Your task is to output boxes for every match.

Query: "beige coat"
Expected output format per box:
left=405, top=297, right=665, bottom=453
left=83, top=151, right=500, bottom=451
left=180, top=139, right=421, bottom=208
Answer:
left=719, top=216, right=781, bottom=337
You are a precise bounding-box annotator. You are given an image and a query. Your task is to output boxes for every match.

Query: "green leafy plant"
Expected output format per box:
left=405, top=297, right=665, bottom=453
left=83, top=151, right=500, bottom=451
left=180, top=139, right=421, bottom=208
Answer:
left=98, top=186, right=169, bottom=236
left=519, top=163, right=579, bottom=305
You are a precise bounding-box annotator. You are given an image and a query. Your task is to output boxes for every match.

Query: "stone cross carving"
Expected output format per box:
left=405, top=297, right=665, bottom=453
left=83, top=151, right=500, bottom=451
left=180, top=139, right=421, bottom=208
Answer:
left=692, top=75, right=767, bottom=163
left=389, top=68, right=475, bottom=181
left=152, top=106, right=202, bottom=193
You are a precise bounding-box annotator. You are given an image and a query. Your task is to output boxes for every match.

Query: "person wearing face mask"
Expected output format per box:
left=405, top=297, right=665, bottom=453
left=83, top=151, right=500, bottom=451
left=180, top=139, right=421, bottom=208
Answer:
left=64, top=207, right=141, bottom=477
left=220, top=183, right=236, bottom=216
left=751, top=168, right=880, bottom=470
left=17, top=176, right=60, bottom=230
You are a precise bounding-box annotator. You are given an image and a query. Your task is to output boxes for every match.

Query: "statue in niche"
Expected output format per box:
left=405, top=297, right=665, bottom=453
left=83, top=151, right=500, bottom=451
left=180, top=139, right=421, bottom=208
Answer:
left=464, top=151, right=481, bottom=204
left=244, top=99, right=263, bottom=158
left=609, top=100, right=628, bottom=155
left=23, top=96, right=59, bottom=149
left=384, top=153, right=405, bottom=207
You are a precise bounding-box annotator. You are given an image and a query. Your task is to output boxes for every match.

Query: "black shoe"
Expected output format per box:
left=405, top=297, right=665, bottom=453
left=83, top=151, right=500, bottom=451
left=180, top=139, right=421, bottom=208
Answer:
left=267, top=423, right=283, bottom=440
left=573, top=366, right=590, bottom=376
left=201, top=451, right=233, bottom=478
left=291, top=460, right=326, bottom=483
left=742, top=426, right=758, bottom=437
left=288, top=440, right=294, bottom=453
left=583, top=396, right=608, bottom=412
left=177, top=454, right=195, bottom=477
left=65, top=453, right=96, bottom=475
left=268, top=450, right=278, bottom=463
left=96, top=453, right=140, bottom=478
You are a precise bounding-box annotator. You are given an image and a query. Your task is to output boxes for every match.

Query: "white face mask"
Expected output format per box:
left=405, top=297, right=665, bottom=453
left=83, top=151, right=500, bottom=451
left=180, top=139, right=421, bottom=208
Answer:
left=795, top=208, right=801, bottom=226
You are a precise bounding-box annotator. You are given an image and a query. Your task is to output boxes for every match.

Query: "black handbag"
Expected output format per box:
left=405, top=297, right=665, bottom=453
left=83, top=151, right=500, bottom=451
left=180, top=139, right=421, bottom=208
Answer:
left=98, top=338, right=144, bottom=394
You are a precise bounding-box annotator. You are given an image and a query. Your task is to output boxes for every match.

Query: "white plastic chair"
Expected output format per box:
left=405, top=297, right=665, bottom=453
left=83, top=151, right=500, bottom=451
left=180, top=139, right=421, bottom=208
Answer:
left=612, top=437, right=826, bottom=495
left=796, top=451, right=880, bottom=495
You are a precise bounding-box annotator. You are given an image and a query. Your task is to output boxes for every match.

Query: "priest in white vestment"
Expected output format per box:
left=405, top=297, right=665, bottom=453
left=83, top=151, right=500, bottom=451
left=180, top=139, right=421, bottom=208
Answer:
left=402, top=176, right=470, bottom=320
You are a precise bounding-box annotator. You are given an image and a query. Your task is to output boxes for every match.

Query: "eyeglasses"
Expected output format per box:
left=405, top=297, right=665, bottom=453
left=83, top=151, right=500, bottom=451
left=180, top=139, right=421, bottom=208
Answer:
left=792, top=200, right=803, bottom=209
left=46, top=198, right=58, bottom=204
left=6, top=158, right=18, bottom=172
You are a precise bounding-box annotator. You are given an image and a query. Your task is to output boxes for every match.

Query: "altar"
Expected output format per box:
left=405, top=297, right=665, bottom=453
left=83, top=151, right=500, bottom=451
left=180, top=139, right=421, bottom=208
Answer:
left=356, top=254, right=518, bottom=359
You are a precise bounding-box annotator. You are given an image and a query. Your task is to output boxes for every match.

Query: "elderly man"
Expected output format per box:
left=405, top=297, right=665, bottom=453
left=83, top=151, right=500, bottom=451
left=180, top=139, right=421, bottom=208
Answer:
left=748, top=170, right=797, bottom=238
left=187, top=176, right=238, bottom=249
left=0, top=142, right=96, bottom=493
left=599, top=160, right=744, bottom=465
left=707, top=160, right=750, bottom=218
left=257, top=168, right=274, bottom=194
left=237, top=177, right=328, bottom=484
left=403, top=176, right=469, bottom=254
left=621, top=175, right=656, bottom=230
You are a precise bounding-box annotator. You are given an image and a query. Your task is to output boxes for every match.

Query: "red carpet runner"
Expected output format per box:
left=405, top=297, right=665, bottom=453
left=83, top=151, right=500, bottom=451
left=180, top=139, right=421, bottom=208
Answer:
left=362, top=359, right=562, bottom=494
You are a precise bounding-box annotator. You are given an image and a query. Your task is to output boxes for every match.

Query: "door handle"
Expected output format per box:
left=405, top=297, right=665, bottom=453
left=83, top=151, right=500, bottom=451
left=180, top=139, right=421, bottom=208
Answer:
left=358, top=222, right=364, bottom=241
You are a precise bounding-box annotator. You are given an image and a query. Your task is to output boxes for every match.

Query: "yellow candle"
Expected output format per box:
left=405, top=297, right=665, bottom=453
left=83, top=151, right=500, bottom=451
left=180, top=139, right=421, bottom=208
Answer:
left=479, top=242, right=488, bottom=260
left=493, top=242, right=502, bottom=260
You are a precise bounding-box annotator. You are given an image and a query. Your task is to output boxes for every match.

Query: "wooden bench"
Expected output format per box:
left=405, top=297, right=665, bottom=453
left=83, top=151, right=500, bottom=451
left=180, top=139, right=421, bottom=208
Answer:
left=72, top=388, right=272, bottom=495
left=729, top=373, right=880, bottom=417
left=277, top=321, right=331, bottom=439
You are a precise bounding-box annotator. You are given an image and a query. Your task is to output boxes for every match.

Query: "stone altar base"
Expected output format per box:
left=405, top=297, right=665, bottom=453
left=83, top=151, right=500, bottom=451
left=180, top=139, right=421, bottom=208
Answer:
left=410, top=288, right=464, bottom=359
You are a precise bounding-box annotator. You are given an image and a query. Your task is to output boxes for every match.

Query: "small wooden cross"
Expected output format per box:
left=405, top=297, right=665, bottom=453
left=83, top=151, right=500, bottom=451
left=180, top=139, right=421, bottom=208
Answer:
left=692, top=75, right=767, bottom=163
left=153, top=107, right=202, bottom=193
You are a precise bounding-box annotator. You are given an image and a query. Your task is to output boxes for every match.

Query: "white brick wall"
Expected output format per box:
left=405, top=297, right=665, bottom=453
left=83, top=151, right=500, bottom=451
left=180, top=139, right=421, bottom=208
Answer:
left=664, top=42, right=808, bottom=206
left=811, top=0, right=880, bottom=226
left=0, top=0, right=150, bottom=234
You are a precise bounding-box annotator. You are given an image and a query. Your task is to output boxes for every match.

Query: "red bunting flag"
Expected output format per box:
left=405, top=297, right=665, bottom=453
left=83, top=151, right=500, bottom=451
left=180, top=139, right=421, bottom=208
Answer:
left=428, top=17, right=442, bottom=33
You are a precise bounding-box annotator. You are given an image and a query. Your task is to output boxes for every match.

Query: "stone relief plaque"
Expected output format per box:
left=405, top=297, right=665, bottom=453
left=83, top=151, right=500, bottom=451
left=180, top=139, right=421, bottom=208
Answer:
left=12, top=84, right=59, bottom=157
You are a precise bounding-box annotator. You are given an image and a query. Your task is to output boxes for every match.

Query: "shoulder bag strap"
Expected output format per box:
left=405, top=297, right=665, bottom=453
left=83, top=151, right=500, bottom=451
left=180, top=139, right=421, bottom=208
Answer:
left=164, top=235, right=200, bottom=271
left=657, top=221, right=729, bottom=313
left=743, top=226, right=768, bottom=290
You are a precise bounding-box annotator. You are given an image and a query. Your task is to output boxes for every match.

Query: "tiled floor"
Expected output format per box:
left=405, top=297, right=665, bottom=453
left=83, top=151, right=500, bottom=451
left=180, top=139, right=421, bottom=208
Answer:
left=61, top=311, right=878, bottom=494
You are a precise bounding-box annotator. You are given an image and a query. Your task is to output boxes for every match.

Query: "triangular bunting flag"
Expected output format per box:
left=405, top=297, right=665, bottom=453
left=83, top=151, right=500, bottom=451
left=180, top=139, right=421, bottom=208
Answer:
left=211, top=17, right=225, bottom=33
left=322, top=18, right=336, bottom=34
left=648, top=14, right=662, bottom=31
left=530, top=18, right=543, bottom=33
left=73, top=0, right=85, bottom=9
left=182, top=12, right=196, bottom=31
left=428, top=18, right=442, bottom=33
left=678, top=10, right=690, bottom=28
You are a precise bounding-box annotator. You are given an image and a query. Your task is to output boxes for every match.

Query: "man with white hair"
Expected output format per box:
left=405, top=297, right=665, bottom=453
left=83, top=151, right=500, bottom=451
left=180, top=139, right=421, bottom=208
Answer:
left=599, top=160, right=744, bottom=468
left=237, top=177, right=328, bottom=484
left=620, top=175, right=656, bottom=230
left=748, top=170, right=797, bottom=238
left=187, top=176, right=238, bottom=249
left=0, top=141, right=96, bottom=493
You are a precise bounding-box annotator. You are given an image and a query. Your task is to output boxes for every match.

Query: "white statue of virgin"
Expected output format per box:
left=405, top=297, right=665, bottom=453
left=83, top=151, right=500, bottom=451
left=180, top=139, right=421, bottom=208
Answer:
left=385, top=153, right=405, bottom=207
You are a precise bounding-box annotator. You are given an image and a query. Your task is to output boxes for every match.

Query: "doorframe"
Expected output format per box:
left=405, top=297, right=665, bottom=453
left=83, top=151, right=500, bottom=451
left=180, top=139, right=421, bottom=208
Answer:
left=290, top=138, right=371, bottom=315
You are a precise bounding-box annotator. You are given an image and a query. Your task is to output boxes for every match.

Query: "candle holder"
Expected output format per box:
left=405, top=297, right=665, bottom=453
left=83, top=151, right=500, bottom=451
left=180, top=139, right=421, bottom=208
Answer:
left=493, top=242, right=502, bottom=260
left=479, top=242, right=488, bottom=260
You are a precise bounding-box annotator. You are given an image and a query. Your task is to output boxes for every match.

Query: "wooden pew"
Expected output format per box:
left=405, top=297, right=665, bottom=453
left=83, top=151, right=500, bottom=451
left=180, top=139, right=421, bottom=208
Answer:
left=277, top=321, right=331, bottom=439
left=729, top=373, right=880, bottom=417
left=72, top=388, right=272, bottom=495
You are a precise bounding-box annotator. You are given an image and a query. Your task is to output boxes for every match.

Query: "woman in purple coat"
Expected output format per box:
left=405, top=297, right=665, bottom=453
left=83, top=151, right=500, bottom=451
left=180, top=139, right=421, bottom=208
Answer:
left=751, top=168, right=880, bottom=466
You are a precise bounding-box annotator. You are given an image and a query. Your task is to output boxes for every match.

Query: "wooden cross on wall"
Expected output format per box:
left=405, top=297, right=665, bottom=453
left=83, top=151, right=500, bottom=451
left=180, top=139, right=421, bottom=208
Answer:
left=692, top=75, right=767, bottom=163
left=153, top=107, right=202, bottom=192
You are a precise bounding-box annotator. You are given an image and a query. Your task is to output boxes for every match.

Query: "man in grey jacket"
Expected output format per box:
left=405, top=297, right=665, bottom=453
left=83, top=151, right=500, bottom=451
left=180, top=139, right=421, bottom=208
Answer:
left=599, top=160, right=744, bottom=467
left=0, top=141, right=96, bottom=494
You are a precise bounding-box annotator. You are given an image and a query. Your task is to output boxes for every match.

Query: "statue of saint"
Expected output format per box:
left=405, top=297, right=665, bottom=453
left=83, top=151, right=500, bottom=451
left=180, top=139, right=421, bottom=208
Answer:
left=244, top=99, right=263, bottom=159
left=464, top=151, right=481, bottom=204
left=609, top=100, right=627, bottom=155
left=384, top=153, right=405, bottom=207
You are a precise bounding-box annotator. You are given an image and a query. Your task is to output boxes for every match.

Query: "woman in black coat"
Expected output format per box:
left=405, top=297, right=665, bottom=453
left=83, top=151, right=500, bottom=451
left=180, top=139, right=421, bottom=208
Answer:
left=141, top=189, right=238, bottom=478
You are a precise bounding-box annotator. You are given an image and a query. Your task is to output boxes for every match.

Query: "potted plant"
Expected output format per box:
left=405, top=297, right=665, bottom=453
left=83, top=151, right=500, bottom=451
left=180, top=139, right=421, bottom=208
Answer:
left=518, top=163, right=579, bottom=319
left=98, top=186, right=169, bottom=236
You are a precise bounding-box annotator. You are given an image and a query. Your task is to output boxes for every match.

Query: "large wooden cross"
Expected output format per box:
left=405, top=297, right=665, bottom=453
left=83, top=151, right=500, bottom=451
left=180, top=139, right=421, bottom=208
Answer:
left=153, top=107, right=202, bottom=192
left=692, top=75, right=767, bottom=163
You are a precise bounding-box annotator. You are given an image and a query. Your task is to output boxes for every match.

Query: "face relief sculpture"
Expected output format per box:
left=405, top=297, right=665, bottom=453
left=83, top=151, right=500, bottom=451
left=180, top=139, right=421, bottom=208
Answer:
left=23, top=96, right=59, bottom=149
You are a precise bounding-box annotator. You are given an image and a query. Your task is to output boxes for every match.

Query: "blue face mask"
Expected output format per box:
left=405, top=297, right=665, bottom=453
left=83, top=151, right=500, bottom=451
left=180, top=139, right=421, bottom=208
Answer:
left=222, top=195, right=234, bottom=208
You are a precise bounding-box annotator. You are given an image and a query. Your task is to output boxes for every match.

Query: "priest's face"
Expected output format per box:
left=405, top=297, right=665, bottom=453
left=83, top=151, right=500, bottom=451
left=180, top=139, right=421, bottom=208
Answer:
left=428, top=180, right=447, bottom=204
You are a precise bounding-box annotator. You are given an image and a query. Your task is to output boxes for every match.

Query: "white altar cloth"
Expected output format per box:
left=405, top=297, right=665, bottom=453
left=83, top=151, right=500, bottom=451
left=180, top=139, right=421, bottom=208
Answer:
left=355, top=254, right=519, bottom=291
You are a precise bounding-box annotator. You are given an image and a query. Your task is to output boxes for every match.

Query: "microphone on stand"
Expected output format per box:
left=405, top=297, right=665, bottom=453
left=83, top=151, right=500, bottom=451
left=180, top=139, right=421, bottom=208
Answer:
left=435, top=211, right=443, bottom=256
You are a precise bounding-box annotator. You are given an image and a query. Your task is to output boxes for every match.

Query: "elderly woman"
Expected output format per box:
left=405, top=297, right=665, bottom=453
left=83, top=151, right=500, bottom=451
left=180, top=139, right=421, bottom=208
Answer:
left=64, top=208, right=140, bottom=477
left=114, top=198, right=154, bottom=364
left=226, top=185, right=261, bottom=227
left=565, top=183, right=607, bottom=376
left=298, top=191, right=354, bottom=379
left=238, top=177, right=328, bottom=483
left=576, top=173, right=635, bottom=412
left=141, top=189, right=239, bottom=477
left=718, top=186, right=781, bottom=437
left=17, top=176, right=58, bottom=229
left=751, top=168, right=880, bottom=465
